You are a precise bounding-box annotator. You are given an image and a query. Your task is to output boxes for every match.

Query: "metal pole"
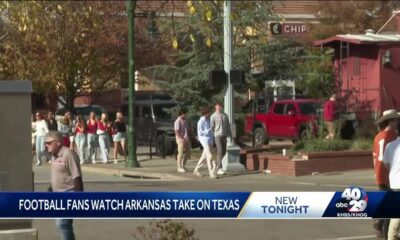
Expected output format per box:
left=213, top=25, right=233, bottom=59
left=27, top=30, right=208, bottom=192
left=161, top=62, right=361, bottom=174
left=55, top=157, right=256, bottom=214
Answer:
left=126, top=0, right=140, bottom=168
left=222, top=1, right=244, bottom=172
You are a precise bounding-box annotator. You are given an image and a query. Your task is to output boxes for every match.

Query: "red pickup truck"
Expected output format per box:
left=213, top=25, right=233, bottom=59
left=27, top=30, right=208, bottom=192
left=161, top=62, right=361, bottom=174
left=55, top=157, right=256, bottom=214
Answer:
left=244, top=99, right=319, bottom=146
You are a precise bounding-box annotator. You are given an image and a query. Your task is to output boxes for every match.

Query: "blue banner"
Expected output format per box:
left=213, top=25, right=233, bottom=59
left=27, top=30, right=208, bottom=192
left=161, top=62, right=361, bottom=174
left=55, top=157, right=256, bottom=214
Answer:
left=0, top=189, right=399, bottom=218
left=0, top=192, right=250, bottom=218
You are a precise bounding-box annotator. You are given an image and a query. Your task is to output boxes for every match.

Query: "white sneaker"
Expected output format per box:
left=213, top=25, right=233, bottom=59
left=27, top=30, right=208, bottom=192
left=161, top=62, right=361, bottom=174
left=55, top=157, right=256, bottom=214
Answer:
left=177, top=168, right=186, bottom=173
left=210, top=174, right=218, bottom=179
left=92, top=160, right=96, bottom=164
left=114, top=160, right=118, bottom=164
left=193, top=171, right=202, bottom=177
left=80, top=161, right=84, bottom=165
left=217, top=169, right=225, bottom=175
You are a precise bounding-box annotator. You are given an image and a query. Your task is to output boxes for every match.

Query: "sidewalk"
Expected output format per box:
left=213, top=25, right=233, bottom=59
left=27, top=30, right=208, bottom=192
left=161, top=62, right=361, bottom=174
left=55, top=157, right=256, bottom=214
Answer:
left=81, top=154, right=197, bottom=181
left=76, top=145, right=252, bottom=180
left=33, top=141, right=294, bottom=181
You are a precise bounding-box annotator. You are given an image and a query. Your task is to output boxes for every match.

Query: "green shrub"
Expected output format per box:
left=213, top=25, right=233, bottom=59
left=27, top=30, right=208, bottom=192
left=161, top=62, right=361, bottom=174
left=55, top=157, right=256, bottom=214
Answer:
left=355, top=116, right=378, bottom=139
left=350, top=138, right=373, bottom=151
left=133, top=220, right=198, bottom=240
left=292, top=138, right=351, bottom=153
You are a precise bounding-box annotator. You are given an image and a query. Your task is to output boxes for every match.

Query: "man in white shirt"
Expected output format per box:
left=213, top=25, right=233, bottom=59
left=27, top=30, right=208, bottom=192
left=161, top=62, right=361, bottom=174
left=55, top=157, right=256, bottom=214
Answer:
left=383, top=118, right=400, bottom=240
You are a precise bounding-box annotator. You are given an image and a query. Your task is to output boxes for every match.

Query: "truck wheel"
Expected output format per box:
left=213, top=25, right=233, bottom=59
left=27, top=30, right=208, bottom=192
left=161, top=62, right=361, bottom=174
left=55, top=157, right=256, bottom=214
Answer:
left=156, top=134, right=175, bottom=156
left=254, top=128, right=268, bottom=147
left=293, top=128, right=307, bottom=143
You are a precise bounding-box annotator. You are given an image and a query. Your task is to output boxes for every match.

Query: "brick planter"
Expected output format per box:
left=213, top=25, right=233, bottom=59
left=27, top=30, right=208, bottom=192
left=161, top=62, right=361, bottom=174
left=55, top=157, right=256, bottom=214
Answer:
left=243, top=150, right=372, bottom=176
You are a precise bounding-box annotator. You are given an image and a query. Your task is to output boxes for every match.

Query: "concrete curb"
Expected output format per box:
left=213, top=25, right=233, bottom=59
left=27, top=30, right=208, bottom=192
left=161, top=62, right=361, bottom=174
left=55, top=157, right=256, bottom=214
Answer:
left=81, top=165, right=190, bottom=181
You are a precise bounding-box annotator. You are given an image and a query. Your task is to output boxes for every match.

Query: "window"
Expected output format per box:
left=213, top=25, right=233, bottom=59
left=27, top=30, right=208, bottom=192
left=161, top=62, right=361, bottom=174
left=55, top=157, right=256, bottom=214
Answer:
left=153, top=103, right=176, bottom=120
left=273, top=103, right=284, bottom=115
left=285, top=104, right=296, bottom=115
left=142, top=106, right=152, bottom=119
left=298, top=103, right=317, bottom=115
left=353, top=57, right=360, bottom=77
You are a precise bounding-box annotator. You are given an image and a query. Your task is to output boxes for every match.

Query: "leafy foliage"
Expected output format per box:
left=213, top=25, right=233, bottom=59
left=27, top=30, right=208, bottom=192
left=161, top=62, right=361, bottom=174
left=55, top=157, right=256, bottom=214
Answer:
left=0, top=1, right=170, bottom=111
left=311, top=1, right=400, bottom=39
left=0, top=1, right=106, bottom=110
left=146, top=1, right=280, bottom=117
left=350, top=138, right=373, bottom=151
left=295, top=49, right=336, bottom=99
left=292, top=138, right=351, bottom=152
left=133, top=220, right=197, bottom=240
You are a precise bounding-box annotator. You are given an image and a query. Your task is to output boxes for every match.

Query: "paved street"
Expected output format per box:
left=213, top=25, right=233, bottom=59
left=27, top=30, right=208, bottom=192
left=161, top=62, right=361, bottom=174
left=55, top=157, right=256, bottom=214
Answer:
left=32, top=152, right=379, bottom=240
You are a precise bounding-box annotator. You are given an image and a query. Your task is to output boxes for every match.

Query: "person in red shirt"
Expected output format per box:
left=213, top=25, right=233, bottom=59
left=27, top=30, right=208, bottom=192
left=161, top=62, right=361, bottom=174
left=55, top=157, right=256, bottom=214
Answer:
left=372, top=109, right=400, bottom=239
left=323, top=94, right=337, bottom=140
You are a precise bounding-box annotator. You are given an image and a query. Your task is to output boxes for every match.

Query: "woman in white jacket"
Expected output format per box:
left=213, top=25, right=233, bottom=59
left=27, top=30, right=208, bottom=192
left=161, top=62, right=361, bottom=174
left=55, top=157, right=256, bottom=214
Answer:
left=35, top=112, right=49, bottom=166
left=193, top=106, right=217, bottom=178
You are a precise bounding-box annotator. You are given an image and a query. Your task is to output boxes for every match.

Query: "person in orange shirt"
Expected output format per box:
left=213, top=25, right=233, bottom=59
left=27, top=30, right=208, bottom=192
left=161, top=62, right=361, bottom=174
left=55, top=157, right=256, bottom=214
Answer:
left=372, top=109, right=400, bottom=239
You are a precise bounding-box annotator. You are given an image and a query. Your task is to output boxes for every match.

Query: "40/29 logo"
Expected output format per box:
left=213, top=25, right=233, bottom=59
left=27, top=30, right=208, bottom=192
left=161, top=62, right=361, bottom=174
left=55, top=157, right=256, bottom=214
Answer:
left=336, top=186, right=368, bottom=213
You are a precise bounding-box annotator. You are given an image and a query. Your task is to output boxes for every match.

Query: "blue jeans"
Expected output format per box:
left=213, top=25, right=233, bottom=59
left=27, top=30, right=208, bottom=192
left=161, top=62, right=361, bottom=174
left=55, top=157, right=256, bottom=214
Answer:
left=98, top=133, right=110, bottom=163
left=55, top=218, right=75, bottom=240
left=75, top=133, right=86, bottom=163
left=35, top=135, right=45, bottom=164
left=87, top=133, right=97, bottom=161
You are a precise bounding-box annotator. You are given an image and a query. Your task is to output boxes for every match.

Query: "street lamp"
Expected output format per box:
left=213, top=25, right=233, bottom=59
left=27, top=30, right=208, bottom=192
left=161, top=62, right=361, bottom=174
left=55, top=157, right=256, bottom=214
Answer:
left=126, top=0, right=140, bottom=168
left=126, top=1, right=160, bottom=168
left=222, top=1, right=245, bottom=172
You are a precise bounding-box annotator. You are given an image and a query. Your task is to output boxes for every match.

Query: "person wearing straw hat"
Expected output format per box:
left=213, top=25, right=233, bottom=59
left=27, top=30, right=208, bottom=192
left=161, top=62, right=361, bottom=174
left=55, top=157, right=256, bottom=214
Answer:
left=375, top=109, right=400, bottom=239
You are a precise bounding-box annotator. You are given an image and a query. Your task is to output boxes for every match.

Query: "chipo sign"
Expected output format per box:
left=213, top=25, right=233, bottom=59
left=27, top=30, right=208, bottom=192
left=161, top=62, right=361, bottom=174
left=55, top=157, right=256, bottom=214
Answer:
left=270, top=23, right=309, bottom=35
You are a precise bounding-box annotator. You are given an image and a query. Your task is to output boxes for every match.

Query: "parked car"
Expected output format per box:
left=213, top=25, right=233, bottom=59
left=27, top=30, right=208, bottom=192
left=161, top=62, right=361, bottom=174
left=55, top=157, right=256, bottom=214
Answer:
left=244, top=98, right=319, bottom=146
left=55, top=105, right=106, bottom=121
left=121, top=92, right=198, bottom=156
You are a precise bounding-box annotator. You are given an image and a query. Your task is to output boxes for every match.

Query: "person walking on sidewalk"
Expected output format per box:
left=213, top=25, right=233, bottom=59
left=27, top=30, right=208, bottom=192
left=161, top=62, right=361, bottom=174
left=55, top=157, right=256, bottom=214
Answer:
left=58, top=112, right=73, bottom=147
left=45, top=131, right=83, bottom=240
left=383, top=120, right=400, bottom=240
left=174, top=108, right=191, bottom=173
left=373, top=109, right=400, bottom=239
left=210, top=102, right=231, bottom=175
left=193, top=106, right=217, bottom=178
left=74, top=114, right=87, bottom=165
left=35, top=112, right=49, bottom=166
left=86, top=112, right=98, bottom=164
left=323, top=94, right=337, bottom=140
left=46, top=112, right=58, bottom=131
left=98, top=113, right=111, bottom=164
left=112, top=112, right=127, bottom=164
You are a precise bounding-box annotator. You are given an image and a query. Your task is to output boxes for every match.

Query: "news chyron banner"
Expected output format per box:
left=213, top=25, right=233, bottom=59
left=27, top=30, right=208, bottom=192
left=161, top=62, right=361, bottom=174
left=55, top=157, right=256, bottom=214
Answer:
left=0, top=187, right=399, bottom=218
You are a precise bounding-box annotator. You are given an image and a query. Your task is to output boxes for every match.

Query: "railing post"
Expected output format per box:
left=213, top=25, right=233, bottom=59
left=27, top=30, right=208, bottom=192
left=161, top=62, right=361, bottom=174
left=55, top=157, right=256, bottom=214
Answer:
left=149, top=133, right=152, bottom=160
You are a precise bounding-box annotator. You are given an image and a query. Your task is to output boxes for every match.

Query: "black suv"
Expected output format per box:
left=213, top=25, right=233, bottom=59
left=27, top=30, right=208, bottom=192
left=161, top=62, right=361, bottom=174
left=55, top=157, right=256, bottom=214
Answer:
left=122, top=92, right=195, bottom=156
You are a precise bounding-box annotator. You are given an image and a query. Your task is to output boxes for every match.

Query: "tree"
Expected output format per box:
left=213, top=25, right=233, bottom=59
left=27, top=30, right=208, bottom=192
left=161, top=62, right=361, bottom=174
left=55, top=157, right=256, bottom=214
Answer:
left=295, top=49, right=335, bottom=99
left=311, top=0, right=400, bottom=39
left=145, top=1, right=281, bottom=117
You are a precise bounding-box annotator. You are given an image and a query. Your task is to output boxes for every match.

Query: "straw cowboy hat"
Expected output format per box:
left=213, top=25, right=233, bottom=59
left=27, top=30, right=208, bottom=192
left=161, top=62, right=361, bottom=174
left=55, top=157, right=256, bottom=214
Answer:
left=376, top=109, right=400, bottom=124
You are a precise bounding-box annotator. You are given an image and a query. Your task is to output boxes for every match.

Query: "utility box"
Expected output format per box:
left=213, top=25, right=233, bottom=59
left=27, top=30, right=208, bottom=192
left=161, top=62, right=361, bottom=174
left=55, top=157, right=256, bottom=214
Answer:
left=0, top=81, right=33, bottom=230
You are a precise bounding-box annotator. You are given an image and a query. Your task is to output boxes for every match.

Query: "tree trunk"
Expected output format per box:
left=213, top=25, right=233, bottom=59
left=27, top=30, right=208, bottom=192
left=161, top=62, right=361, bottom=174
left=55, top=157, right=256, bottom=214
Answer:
left=65, top=92, right=76, bottom=115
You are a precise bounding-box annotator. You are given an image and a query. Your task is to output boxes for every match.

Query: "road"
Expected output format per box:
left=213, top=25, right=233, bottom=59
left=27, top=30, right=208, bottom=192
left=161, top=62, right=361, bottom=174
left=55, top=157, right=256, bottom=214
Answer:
left=31, top=165, right=379, bottom=240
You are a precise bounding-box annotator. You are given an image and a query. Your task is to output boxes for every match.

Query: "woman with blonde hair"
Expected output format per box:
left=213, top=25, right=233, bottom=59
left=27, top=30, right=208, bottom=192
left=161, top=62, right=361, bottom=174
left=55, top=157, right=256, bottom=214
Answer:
left=74, top=114, right=87, bottom=164
left=97, top=113, right=112, bottom=164
left=112, top=112, right=127, bottom=164
left=86, top=111, right=98, bottom=163
left=57, top=111, right=73, bottom=147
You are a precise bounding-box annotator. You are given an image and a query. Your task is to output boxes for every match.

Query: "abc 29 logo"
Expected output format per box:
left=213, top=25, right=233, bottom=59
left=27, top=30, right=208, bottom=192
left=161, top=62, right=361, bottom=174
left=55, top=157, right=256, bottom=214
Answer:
left=336, top=187, right=368, bottom=213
